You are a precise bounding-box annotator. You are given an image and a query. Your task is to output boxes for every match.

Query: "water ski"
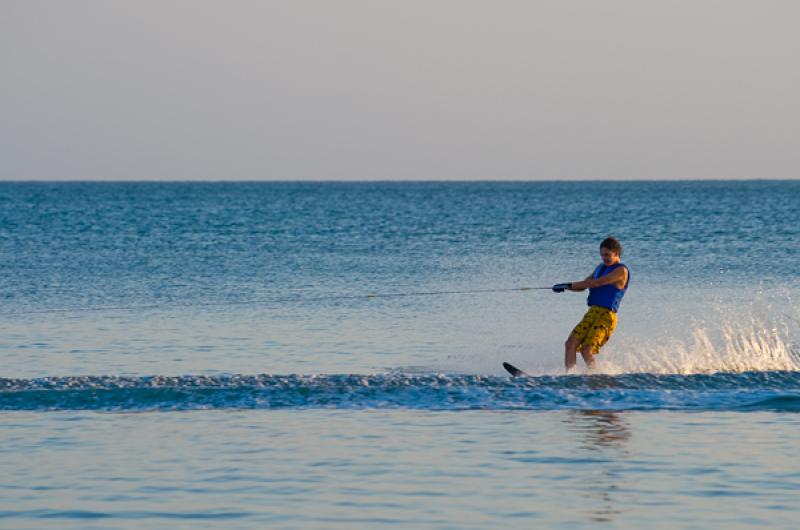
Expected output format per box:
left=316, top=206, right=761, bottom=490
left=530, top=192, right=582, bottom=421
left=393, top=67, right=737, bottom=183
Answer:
left=502, top=362, right=527, bottom=377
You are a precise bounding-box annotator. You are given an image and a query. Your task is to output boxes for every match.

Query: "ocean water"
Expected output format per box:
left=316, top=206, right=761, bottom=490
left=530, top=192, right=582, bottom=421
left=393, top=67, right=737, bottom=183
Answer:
left=1, top=181, right=799, bottom=528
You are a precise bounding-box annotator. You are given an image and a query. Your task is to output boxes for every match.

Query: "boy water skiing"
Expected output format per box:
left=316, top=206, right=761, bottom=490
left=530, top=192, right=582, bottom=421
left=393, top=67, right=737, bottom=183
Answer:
left=552, top=237, right=630, bottom=372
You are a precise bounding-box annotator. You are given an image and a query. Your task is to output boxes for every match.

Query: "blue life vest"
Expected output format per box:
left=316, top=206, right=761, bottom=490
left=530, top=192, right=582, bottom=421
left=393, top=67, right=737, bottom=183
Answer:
left=587, top=263, right=629, bottom=313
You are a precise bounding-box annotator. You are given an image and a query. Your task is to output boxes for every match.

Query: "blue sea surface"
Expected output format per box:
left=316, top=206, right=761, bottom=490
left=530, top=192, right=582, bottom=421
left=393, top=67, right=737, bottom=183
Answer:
left=1, top=181, right=800, bottom=528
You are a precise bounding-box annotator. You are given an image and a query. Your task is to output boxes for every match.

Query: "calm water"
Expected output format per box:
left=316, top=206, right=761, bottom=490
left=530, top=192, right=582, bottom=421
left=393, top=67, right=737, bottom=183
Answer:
left=2, top=181, right=799, bottom=528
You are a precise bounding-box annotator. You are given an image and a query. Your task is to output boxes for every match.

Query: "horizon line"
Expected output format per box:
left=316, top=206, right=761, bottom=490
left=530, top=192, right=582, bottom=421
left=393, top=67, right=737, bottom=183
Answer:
left=1, top=177, right=799, bottom=184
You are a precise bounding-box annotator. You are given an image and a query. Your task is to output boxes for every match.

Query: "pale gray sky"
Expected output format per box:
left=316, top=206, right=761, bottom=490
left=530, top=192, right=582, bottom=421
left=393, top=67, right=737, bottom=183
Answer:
left=2, top=0, right=798, bottom=180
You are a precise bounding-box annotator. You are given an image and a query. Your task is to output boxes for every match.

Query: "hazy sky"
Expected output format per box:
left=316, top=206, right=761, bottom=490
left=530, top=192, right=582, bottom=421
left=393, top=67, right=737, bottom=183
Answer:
left=2, top=1, right=798, bottom=180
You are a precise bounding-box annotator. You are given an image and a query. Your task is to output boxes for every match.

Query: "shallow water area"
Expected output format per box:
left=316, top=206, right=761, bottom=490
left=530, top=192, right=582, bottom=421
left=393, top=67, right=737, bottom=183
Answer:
left=2, top=409, right=799, bottom=529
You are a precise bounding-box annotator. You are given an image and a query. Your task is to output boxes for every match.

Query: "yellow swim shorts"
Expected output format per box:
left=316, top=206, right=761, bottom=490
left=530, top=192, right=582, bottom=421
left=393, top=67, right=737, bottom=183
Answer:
left=571, top=306, right=618, bottom=355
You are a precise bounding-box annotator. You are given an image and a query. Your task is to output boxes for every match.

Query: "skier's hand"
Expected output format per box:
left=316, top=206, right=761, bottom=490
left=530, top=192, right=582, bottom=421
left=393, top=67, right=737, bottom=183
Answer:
left=552, top=283, right=572, bottom=293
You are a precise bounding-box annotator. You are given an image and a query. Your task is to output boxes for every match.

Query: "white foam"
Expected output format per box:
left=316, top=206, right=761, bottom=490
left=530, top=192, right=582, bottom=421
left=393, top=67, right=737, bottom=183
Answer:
left=600, top=317, right=799, bottom=375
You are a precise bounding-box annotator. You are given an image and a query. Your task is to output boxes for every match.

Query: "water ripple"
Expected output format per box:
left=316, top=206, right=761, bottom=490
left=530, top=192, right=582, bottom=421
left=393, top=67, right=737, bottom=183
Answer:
left=2, top=372, right=800, bottom=412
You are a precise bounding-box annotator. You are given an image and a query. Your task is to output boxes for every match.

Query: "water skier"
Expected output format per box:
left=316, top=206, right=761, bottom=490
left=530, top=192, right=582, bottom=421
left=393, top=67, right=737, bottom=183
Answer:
left=552, top=237, right=630, bottom=372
